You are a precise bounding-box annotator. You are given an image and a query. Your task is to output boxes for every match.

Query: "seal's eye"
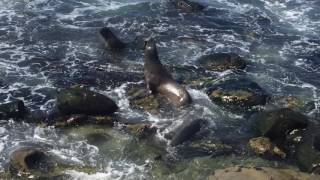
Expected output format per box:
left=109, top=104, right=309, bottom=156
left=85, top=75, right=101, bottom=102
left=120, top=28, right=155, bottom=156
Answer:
left=143, top=41, right=148, bottom=49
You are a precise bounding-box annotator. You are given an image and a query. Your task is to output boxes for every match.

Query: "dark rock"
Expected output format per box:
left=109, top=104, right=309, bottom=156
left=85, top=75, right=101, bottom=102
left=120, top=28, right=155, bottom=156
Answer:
left=198, top=53, right=246, bottom=72
left=248, top=137, right=286, bottom=159
left=51, top=114, right=115, bottom=128
left=253, top=108, right=309, bottom=144
left=9, top=147, right=52, bottom=176
left=173, top=0, right=205, bottom=13
left=206, top=78, right=269, bottom=112
left=56, top=85, right=118, bottom=116
left=169, top=119, right=207, bottom=146
left=295, top=127, right=320, bottom=174
left=0, top=100, right=28, bottom=120
left=127, top=84, right=173, bottom=115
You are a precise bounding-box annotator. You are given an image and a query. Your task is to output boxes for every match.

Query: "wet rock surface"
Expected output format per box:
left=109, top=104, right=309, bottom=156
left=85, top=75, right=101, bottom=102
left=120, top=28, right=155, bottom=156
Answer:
left=50, top=114, right=115, bottom=128
left=127, top=84, right=175, bottom=115
left=209, top=166, right=319, bottom=180
left=178, top=138, right=233, bottom=158
left=198, top=53, right=247, bottom=72
left=9, top=147, right=52, bottom=176
left=249, top=137, right=286, bottom=159
left=253, top=108, right=309, bottom=144
left=295, top=127, right=320, bottom=173
left=206, top=77, right=269, bottom=112
left=56, top=85, right=118, bottom=116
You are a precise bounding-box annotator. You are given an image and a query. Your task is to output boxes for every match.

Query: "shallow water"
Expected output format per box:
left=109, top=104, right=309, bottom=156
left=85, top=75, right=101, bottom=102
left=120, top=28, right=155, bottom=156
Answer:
left=0, top=0, right=319, bottom=179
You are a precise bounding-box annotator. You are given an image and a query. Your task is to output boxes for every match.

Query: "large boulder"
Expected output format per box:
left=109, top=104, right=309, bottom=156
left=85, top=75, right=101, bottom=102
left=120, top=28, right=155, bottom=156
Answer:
left=206, top=78, right=269, bottom=112
left=56, top=86, right=118, bottom=116
left=248, top=137, right=286, bottom=159
left=295, top=127, right=320, bottom=174
left=9, top=147, right=53, bottom=176
left=252, top=108, right=309, bottom=144
left=209, top=166, right=319, bottom=180
left=0, top=100, right=27, bottom=120
left=198, top=53, right=246, bottom=72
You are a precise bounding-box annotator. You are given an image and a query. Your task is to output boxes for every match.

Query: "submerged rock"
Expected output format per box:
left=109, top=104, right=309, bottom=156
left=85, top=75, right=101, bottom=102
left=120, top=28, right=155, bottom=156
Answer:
left=206, top=78, right=269, bottom=112
left=51, top=114, right=115, bottom=128
left=295, top=127, right=320, bottom=174
left=172, top=0, right=205, bottom=13
left=0, top=100, right=27, bottom=120
left=209, top=166, right=319, bottom=180
left=126, top=123, right=157, bottom=139
left=249, top=137, right=286, bottom=159
left=253, top=108, right=309, bottom=144
left=198, top=53, right=246, bottom=72
left=9, top=147, right=52, bottom=176
left=178, top=138, right=233, bottom=158
left=57, top=86, right=118, bottom=116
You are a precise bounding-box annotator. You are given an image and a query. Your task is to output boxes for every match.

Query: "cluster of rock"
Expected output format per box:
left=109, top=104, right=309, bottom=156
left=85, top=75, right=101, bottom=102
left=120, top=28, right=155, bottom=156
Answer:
left=0, top=0, right=318, bottom=178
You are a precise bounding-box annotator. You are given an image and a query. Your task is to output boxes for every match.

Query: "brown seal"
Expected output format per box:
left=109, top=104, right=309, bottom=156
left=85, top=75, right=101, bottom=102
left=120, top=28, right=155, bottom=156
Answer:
left=143, top=39, right=192, bottom=107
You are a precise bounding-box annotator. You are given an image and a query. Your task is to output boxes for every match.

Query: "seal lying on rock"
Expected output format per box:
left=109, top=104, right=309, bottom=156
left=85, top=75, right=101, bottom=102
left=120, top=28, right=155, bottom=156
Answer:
left=144, top=39, right=192, bottom=107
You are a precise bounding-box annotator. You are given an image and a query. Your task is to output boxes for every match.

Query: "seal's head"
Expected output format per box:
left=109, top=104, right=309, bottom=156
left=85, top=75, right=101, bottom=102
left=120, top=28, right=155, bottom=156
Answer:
left=99, top=27, right=126, bottom=50
left=144, top=38, right=160, bottom=63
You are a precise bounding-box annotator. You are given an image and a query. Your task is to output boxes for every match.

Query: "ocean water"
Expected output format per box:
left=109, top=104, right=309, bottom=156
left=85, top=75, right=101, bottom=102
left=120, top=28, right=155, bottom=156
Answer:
left=0, top=0, right=319, bottom=179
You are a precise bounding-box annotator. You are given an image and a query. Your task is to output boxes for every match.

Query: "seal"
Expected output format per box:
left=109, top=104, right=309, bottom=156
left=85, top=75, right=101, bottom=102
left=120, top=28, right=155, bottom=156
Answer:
left=99, top=27, right=126, bottom=50
left=144, top=38, right=192, bottom=107
left=172, top=0, right=205, bottom=13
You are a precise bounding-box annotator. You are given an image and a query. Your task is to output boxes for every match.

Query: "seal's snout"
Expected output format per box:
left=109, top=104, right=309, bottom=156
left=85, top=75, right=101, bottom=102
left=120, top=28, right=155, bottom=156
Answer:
left=100, top=27, right=113, bottom=39
left=144, top=38, right=156, bottom=51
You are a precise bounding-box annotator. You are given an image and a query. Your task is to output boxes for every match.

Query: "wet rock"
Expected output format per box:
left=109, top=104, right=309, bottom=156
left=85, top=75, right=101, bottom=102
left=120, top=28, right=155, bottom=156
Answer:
left=126, top=123, right=157, bottom=139
left=51, top=114, right=115, bottom=128
left=253, top=108, right=309, bottom=144
left=173, top=0, right=205, bottom=13
left=56, top=85, right=118, bottom=116
left=166, top=65, right=211, bottom=88
left=127, top=84, right=173, bottom=115
left=206, top=78, right=269, bottom=112
left=209, top=166, right=319, bottom=180
left=9, top=147, right=53, bottom=176
left=0, top=100, right=28, bottom=120
left=198, top=53, right=246, bottom=72
left=169, top=119, right=207, bottom=146
left=249, top=137, right=286, bottom=159
left=178, top=139, right=233, bottom=158
left=295, top=127, right=320, bottom=174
